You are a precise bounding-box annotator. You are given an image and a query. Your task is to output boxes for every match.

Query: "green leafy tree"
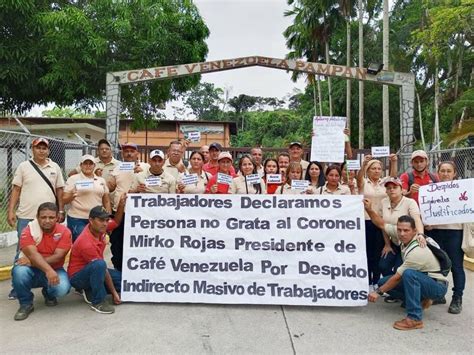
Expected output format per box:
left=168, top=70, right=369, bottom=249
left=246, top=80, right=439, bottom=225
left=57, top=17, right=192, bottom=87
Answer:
left=183, top=82, right=223, bottom=120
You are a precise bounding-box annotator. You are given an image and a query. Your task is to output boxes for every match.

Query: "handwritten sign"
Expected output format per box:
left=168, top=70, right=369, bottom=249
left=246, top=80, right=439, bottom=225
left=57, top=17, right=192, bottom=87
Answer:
left=145, top=176, right=162, bottom=187
left=217, top=173, right=233, bottom=186
left=291, top=180, right=310, bottom=191
left=119, top=162, right=135, bottom=171
left=75, top=180, right=94, bottom=190
left=311, top=116, right=346, bottom=163
left=186, top=131, right=201, bottom=143
left=182, top=174, right=199, bottom=185
left=346, top=160, right=361, bottom=171
left=245, top=174, right=261, bottom=185
left=419, top=178, right=474, bottom=225
left=371, top=146, right=390, bottom=158
left=267, top=174, right=282, bottom=184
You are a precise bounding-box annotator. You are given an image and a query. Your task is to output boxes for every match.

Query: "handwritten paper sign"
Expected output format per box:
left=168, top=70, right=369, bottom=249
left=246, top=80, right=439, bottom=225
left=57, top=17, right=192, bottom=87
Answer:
left=311, top=116, right=346, bottom=163
left=371, top=146, right=390, bottom=158
left=75, top=180, right=94, bottom=190
left=186, top=131, right=201, bottom=143
left=182, top=173, right=199, bottom=185
left=119, top=162, right=135, bottom=171
left=245, top=174, right=261, bottom=185
left=217, top=173, right=233, bottom=186
left=267, top=174, right=282, bottom=184
left=419, top=178, right=474, bottom=225
left=346, top=160, right=361, bottom=171
left=145, top=176, right=162, bottom=187
left=291, top=180, right=310, bottom=191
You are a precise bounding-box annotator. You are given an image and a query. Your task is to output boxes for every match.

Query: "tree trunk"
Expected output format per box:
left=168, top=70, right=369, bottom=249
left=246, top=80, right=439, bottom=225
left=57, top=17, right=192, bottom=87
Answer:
left=317, top=76, right=323, bottom=117
left=433, top=64, right=440, bottom=148
left=346, top=19, right=352, bottom=129
left=325, top=42, right=333, bottom=117
left=416, top=91, right=426, bottom=151
left=358, top=0, right=364, bottom=149
left=382, top=0, right=389, bottom=146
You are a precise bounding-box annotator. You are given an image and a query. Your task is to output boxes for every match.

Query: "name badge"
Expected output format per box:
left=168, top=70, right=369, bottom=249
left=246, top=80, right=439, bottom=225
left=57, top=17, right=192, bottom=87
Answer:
left=291, top=180, right=309, bottom=190
left=119, top=162, right=135, bottom=171
left=267, top=174, right=282, bottom=184
left=245, top=174, right=261, bottom=185
left=75, top=180, right=94, bottom=190
left=145, top=176, right=162, bottom=187
left=217, top=173, right=233, bottom=186
left=182, top=173, right=199, bottom=185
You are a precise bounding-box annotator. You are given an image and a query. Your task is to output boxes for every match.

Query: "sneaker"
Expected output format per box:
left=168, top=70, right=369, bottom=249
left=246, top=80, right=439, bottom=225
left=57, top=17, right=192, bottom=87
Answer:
left=82, top=289, right=93, bottom=305
left=384, top=296, right=401, bottom=303
left=90, top=301, right=115, bottom=314
left=74, top=288, right=83, bottom=296
left=14, top=304, right=34, bottom=321
left=42, top=288, right=58, bottom=307
left=432, top=297, right=446, bottom=305
left=8, top=289, right=17, bottom=300
left=421, top=298, right=433, bottom=310
left=448, top=297, right=462, bottom=314
left=393, top=317, right=424, bottom=330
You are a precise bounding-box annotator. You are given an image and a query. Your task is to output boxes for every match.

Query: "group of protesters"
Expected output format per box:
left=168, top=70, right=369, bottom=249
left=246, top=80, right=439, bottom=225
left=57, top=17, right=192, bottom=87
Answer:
left=6, top=132, right=469, bottom=330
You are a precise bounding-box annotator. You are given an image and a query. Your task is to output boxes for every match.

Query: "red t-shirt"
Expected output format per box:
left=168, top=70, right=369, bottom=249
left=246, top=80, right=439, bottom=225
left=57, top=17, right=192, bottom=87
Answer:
left=20, top=223, right=72, bottom=270
left=263, top=177, right=280, bottom=194
left=203, top=162, right=236, bottom=177
left=67, top=224, right=107, bottom=277
left=205, top=172, right=236, bottom=194
left=400, top=170, right=438, bottom=204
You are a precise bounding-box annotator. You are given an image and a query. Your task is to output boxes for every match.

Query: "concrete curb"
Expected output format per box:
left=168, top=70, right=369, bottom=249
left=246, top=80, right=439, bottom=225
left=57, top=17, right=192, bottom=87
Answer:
left=0, top=266, right=12, bottom=281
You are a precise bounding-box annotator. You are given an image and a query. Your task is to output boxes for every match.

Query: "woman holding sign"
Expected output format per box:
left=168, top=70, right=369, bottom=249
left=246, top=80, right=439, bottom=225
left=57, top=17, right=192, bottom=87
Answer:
left=230, top=155, right=266, bottom=194
left=275, top=162, right=306, bottom=195
left=262, top=158, right=281, bottom=194
left=205, top=152, right=236, bottom=194
left=64, top=155, right=111, bottom=241
left=176, top=151, right=211, bottom=194
left=425, top=161, right=465, bottom=314
left=305, top=161, right=326, bottom=193
left=314, top=165, right=351, bottom=195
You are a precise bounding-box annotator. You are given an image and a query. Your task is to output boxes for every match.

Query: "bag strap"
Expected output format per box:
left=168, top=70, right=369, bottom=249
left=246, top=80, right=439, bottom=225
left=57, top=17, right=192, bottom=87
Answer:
left=29, top=160, right=58, bottom=206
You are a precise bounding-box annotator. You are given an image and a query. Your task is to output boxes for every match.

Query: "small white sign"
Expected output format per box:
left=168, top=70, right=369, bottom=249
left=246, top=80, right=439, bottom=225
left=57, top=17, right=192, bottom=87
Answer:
left=371, top=146, right=390, bottom=158
left=267, top=174, right=282, bottom=184
left=346, top=160, right=361, bottom=171
left=119, top=162, right=135, bottom=171
left=186, top=131, right=201, bottom=142
left=182, top=173, right=199, bottom=185
left=291, top=180, right=310, bottom=190
left=245, top=174, right=261, bottom=185
left=145, top=176, right=162, bottom=187
left=75, top=180, right=94, bottom=190
left=217, top=173, right=233, bottom=186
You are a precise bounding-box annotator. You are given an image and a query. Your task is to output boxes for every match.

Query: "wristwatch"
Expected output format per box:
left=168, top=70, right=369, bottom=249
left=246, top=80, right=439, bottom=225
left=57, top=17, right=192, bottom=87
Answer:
left=376, top=289, right=384, bottom=296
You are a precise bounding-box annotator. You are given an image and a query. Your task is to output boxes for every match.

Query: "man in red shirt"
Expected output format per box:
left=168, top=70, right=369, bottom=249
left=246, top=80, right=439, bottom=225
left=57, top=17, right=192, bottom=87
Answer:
left=203, top=142, right=236, bottom=176
left=400, top=150, right=438, bottom=204
left=68, top=206, right=121, bottom=314
left=12, top=202, right=72, bottom=321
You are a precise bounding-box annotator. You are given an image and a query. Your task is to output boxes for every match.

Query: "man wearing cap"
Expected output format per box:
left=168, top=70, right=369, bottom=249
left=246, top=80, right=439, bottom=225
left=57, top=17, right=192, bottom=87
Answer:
left=11, top=202, right=72, bottom=320
left=7, top=137, right=65, bottom=300
left=68, top=206, right=121, bottom=314
left=203, top=142, right=236, bottom=176
left=68, top=139, right=121, bottom=180
left=131, top=149, right=176, bottom=194
left=205, top=152, right=236, bottom=194
left=163, top=140, right=186, bottom=180
left=400, top=150, right=438, bottom=204
left=63, top=154, right=111, bottom=241
left=200, top=145, right=210, bottom=163
left=288, top=142, right=309, bottom=176
left=251, top=147, right=264, bottom=176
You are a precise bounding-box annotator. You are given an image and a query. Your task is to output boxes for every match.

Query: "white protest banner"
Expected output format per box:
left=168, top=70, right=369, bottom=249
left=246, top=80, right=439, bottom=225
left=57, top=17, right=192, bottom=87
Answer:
left=346, top=160, right=361, bottom=171
left=182, top=174, right=199, bottom=186
left=186, top=131, right=201, bottom=142
left=122, top=194, right=368, bottom=306
left=145, top=176, right=162, bottom=187
left=311, top=116, right=346, bottom=163
left=119, top=162, right=135, bottom=171
left=419, top=178, right=474, bottom=225
left=371, top=146, right=390, bottom=158
left=291, top=180, right=309, bottom=191
left=267, top=174, right=282, bottom=184
left=75, top=180, right=94, bottom=190
left=217, top=173, right=233, bottom=185
left=245, top=174, right=261, bottom=185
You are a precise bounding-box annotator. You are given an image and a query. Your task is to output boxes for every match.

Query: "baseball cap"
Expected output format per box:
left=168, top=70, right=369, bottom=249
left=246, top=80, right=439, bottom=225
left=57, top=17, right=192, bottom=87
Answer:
left=121, top=142, right=138, bottom=150
left=32, top=138, right=49, bottom=147
left=289, top=141, right=303, bottom=148
left=209, top=142, right=222, bottom=151
left=80, top=154, right=95, bottom=163
left=411, top=150, right=428, bottom=160
left=384, top=177, right=403, bottom=187
left=97, top=139, right=111, bottom=147
left=149, top=149, right=165, bottom=160
left=89, top=206, right=112, bottom=219
left=217, top=151, right=233, bottom=162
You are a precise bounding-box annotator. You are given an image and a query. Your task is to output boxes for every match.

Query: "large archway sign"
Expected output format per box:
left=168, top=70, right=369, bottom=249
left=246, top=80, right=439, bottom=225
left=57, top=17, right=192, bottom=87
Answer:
left=106, top=55, right=415, bottom=157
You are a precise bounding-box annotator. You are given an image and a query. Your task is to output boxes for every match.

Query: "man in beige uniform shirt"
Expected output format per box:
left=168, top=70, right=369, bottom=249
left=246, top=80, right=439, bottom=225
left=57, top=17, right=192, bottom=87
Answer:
left=163, top=141, right=186, bottom=180
left=7, top=137, right=65, bottom=300
left=288, top=142, right=309, bottom=176
left=130, top=149, right=176, bottom=194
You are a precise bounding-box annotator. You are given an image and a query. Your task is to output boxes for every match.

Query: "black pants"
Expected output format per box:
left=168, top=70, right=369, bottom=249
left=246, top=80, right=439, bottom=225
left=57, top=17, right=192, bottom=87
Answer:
left=365, top=220, right=384, bottom=285
left=110, top=218, right=125, bottom=271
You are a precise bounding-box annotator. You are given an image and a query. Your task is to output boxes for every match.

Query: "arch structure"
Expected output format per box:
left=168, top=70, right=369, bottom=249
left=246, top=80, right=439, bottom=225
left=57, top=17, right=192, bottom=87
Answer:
left=106, top=55, right=415, bottom=154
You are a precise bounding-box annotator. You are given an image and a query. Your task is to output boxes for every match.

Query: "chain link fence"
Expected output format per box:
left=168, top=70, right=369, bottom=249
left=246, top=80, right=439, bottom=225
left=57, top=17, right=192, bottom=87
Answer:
left=0, top=129, right=96, bottom=238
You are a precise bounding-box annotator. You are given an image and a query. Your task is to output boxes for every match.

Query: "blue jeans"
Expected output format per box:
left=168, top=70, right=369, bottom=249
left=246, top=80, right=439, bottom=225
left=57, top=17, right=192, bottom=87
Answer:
left=379, top=243, right=402, bottom=277
left=70, top=260, right=121, bottom=304
left=67, top=216, right=89, bottom=242
left=12, top=265, right=70, bottom=306
left=11, top=218, right=34, bottom=290
left=426, top=229, right=465, bottom=298
left=379, top=269, right=448, bottom=321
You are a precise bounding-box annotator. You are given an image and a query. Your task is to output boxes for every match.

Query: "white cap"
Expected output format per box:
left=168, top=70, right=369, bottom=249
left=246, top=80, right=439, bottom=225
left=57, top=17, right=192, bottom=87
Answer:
left=218, top=151, right=233, bottom=162
left=80, top=154, right=95, bottom=163
left=150, top=149, right=165, bottom=160
left=411, top=150, right=428, bottom=160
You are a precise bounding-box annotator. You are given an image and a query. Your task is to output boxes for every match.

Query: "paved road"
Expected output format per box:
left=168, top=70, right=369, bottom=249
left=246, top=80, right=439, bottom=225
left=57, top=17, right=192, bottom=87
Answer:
left=0, top=270, right=472, bottom=354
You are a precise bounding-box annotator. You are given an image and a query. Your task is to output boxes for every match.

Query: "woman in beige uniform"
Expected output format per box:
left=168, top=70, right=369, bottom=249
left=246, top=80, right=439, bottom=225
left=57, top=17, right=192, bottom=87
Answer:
left=275, top=162, right=304, bottom=195
left=176, top=151, right=211, bottom=194
left=230, top=155, right=265, bottom=194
